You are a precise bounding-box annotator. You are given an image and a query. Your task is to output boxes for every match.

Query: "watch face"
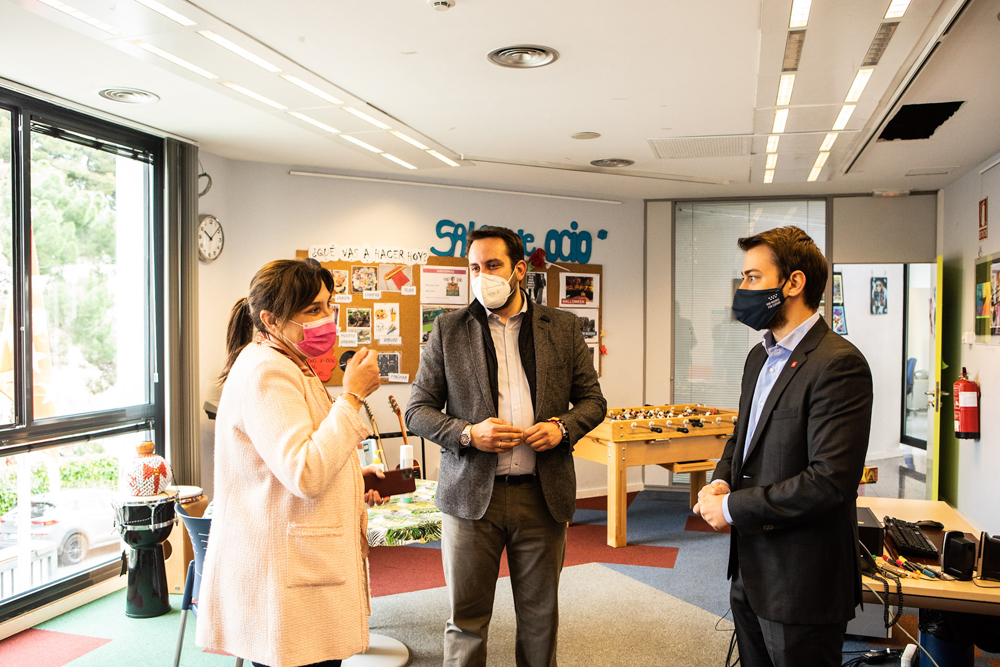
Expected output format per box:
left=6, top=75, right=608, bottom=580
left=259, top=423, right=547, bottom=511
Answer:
left=198, top=215, right=224, bottom=262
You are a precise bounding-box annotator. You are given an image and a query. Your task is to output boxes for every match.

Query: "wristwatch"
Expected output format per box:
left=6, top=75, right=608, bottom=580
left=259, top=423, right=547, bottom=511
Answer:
left=547, top=418, right=569, bottom=443
left=459, top=424, right=473, bottom=448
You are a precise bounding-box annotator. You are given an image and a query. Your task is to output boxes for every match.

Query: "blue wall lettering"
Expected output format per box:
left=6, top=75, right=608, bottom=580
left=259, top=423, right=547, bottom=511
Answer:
left=434, top=220, right=603, bottom=263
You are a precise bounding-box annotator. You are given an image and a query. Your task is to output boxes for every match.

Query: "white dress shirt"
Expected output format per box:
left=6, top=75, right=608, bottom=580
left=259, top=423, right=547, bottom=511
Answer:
left=488, top=294, right=536, bottom=476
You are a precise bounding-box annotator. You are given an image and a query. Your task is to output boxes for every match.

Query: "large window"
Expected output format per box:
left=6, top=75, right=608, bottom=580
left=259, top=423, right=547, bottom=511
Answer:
left=0, top=88, right=163, bottom=618
left=673, top=200, right=827, bottom=408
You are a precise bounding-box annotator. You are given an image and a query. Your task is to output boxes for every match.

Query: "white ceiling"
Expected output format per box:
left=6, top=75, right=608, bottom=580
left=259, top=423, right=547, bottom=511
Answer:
left=1, top=0, right=998, bottom=200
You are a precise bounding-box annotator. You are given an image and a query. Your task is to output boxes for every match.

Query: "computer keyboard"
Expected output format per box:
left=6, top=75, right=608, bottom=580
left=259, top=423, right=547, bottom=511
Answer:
left=884, top=516, right=940, bottom=559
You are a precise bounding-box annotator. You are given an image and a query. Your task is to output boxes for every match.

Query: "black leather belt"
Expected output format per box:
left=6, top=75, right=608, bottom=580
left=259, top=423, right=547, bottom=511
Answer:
left=496, top=474, right=536, bottom=485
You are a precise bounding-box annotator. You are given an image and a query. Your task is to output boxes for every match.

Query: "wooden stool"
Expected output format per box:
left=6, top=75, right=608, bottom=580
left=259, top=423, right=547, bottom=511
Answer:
left=660, top=460, right=718, bottom=509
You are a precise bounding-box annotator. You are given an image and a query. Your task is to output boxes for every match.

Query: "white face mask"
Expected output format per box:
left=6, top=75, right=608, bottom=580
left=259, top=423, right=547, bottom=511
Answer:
left=472, top=268, right=516, bottom=310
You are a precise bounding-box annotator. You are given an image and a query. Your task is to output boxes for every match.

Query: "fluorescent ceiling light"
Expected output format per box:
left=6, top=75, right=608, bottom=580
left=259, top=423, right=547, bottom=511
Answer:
left=427, top=150, right=461, bottom=167
left=766, top=154, right=778, bottom=170
left=845, top=68, right=874, bottom=103
left=832, top=104, right=855, bottom=131
left=219, top=82, right=286, bottom=109
left=131, top=40, right=217, bottom=79
left=133, top=0, right=195, bottom=26
left=381, top=153, right=417, bottom=170
left=341, top=135, right=382, bottom=153
left=764, top=170, right=775, bottom=184
left=389, top=131, right=429, bottom=150
left=342, top=107, right=391, bottom=130
left=766, top=135, right=780, bottom=153
left=813, top=152, right=830, bottom=169
left=776, top=74, right=796, bottom=106
left=197, top=30, right=281, bottom=73
left=808, top=166, right=822, bottom=182
left=287, top=111, right=340, bottom=134
left=820, top=132, right=839, bottom=151
left=39, top=0, right=122, bottom=35
left=789, top=0, right=812, bottom=28
left=884, top=0, right=911, bottom=19
left=280, top=75, right=343, bottom=105
left=772, top=108, right=789, bottom=134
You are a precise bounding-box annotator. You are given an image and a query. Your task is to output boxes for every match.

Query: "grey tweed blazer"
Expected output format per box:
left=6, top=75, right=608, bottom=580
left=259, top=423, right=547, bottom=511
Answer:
left=405, top=298, right=606, bottom=523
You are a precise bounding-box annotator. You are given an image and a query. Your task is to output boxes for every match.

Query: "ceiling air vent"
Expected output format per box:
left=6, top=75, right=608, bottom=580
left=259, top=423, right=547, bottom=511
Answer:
left=879, top=102, right=964, bottom=141
left=648, top=135, right=753, bottom=159
left=98, top=88, right=160, bottom=104
left=905, top=166, right=958, bottom=177
left=487, top=45, right=559, bottom=69
left=590, top=158, right=634, bottom=168
left=783, top=30, right=806, bottom=71
left=863, top=23, right=899, bottom=66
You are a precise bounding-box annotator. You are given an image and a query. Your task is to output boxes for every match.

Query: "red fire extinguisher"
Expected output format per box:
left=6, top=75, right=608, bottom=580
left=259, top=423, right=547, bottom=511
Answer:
left=954, top=367, right=980, bottom=440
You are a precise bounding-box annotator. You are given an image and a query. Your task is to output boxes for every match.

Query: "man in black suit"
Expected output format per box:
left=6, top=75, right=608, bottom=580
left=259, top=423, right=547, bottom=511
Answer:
left=694, top=226, right=873, bottom=667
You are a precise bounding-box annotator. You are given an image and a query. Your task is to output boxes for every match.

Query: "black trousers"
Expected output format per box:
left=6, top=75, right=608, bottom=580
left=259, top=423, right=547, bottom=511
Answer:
left=730, top=568, right=848, bottom=667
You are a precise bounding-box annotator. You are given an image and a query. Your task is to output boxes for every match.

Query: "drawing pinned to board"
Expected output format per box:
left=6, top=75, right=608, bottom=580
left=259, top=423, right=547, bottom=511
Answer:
left=832, top=305, right=848, bottom=335
left=377, top=352, right=401, bottom=378
left=331, top=269, right=349, bottom=295
left=870, top=277, right=888, bottom=314
left=380, top=264, right=412, bottom=292
left=346, top=307, right=372, bottom=345
left=832, top=272, right=844, bottom=305
left=559, top=273, right=599, bottom=308
left=421, top=305, right=462, bottom=342
left=374, top=303, right=400, bottom=339
left=564, top=308, right=599, bottom=343
left=525, top=272, right=547, bottom=305
left=351, top=265, right=379, bottom=294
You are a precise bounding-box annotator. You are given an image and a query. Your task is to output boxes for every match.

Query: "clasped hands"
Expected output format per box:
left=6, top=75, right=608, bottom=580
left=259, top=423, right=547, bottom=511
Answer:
left=469, top=417, right=563, bottom=453
left=692, top=480, right=730, bottom=531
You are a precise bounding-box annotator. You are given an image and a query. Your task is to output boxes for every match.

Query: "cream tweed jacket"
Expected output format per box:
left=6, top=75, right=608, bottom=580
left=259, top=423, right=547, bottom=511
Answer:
left=197, top=342, right=372, bottom=667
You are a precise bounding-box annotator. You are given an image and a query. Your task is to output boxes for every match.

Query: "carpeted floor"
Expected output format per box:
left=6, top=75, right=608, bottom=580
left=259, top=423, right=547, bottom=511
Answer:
left=2, top=489, right=999, bottom=666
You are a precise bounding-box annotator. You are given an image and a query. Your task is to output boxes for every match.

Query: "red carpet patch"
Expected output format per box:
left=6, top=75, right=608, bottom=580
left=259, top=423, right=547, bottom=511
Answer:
left=563, top=524, right=678, bottom=568
left=368, top=545, right=446, bottom=597
left=685, top=515, right=731, bottom=534
left=575, top=492, right=638, bottom=512
left=0, top=628, right=111, bottom=666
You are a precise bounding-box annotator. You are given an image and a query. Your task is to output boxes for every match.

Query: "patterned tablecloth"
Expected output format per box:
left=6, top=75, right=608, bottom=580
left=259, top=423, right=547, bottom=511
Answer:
left=366, top=479, right=442, bottom=547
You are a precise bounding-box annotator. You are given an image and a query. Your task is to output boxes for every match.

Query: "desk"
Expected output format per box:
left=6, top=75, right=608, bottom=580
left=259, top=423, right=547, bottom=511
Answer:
left=857, top=497, right=1000, bottom=616
left=574, top=405, right=736, bottom=548
left=367, top=479, right=441, bottom=547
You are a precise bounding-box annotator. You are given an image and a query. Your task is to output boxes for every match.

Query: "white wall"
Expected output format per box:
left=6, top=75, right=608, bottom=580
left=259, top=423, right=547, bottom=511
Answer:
left=835, top=264, right=905, bottom=458
left=196, top=154, right=646, bottom=499
left=942, top=151, right=1000, bottom=535
left=832, top=195, right=937, bottom=264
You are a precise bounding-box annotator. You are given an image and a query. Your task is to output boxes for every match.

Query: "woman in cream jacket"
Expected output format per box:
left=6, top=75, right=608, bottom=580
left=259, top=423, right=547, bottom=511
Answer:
left=198, top=258, right=383, bottom=667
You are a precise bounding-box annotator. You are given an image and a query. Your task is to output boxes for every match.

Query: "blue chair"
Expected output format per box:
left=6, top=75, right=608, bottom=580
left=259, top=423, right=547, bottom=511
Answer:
left=172, top=504, right=243, bottom=667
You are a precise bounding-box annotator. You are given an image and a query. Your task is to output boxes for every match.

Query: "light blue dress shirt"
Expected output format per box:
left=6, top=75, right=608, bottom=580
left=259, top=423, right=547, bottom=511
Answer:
left=720, top=312, right=821, bottom=524
left=488, top=294, right=537, bottom=476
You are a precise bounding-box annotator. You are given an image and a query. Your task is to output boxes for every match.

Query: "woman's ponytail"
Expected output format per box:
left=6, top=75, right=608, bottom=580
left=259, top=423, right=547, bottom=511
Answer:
left=218, top=297, right=254, bottom=384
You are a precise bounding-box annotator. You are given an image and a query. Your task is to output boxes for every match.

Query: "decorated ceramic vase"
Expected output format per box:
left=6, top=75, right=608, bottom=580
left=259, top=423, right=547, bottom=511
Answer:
left=125, top=441, right=174, bottom=496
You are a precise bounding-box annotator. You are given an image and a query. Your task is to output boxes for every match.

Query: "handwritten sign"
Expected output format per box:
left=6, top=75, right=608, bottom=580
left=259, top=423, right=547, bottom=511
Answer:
left=338, top=331, right=358, bottom=347
left=309, top=243, right=430, bottom=265
left=388, top=373, right=409, bottom=383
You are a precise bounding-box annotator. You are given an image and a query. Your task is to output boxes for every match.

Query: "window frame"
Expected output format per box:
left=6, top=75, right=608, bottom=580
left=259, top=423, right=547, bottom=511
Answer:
left=0, top=86, right=165, bottom=620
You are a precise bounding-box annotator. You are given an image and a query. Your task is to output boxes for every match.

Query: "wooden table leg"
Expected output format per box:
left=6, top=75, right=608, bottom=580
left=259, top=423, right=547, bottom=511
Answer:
left=689, top=470, right=706, bottom=510
left=607, top=442, right=627, bottom=548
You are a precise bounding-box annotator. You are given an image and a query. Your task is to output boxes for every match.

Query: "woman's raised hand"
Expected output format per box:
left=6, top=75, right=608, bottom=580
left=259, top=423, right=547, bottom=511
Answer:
left=343, top=347, right=381, bottom=399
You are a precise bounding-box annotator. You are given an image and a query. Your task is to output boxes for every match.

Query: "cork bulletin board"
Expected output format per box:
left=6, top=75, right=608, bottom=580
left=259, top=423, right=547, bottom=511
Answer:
left=296, top=250, right=468, bottom=386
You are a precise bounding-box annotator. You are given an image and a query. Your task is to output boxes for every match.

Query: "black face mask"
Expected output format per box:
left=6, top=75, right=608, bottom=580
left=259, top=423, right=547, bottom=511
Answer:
left=732, top=279, right=787, bottom=331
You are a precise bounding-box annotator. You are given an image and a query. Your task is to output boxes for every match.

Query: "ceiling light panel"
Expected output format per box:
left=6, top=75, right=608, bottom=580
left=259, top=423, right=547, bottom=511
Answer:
left=788, top=0, right=812, bottom=27
left=341, top=135, right=382, bottom=153
left=884, top=0, right=911, bottom=19
left=197, top=30, right=281, bottom=72
left=38, top=0, right=122, bottom=35
left=131, top=40, right=217, bottom=78
left=776, top=74, right=795, bottom=106
left=342, top=107, right=392, bottom=130
left=287, top=111, right=339, bottom=134
left=389, top=131, right=429, bottom=150
left=772, top=108, right=789, bottom=134
left=845, top=68, right=874, bottom=103
left=133, top=0, right=196, bottom=26
left=820, top=133, right=839, bottom=151
left=864, top=23, right=898, bottom=66
left=813, top=152, right=830, bottom=169
left=766, top=135, right=780, bottom=153
left=763, top=170, right=775, bottom=184
left=280, top=75, right=344, bottom=105
left=427, top=150, right=461, bottom=167
left=782, top=30, right=806, bottom=71
left=381, top=153, right=417, bottom=170
left=765, top=154, right=778, bottom=170
left=832, top=104, right=856, bottom=131
left=807, top=167, right=822, bottom=182
left=218, top=82, right=287, bottom=109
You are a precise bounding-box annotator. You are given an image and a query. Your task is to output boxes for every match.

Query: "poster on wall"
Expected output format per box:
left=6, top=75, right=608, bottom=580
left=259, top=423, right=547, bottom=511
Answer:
left=380, top=264, right=412, bottom=292
left=974, top=254, right=1000, bottom=342
left=870, top=277, right=888, bottom=315
left=525, top=272, right=548, bottom=305
left=559, top=273, right=600, bottom=308
left=564, top=308, right=599, bottom=343
left=832, top=305, right=849, bottom=335
left=420, top=266, right=468, bottom=305
left=351, top=266, right=379, bottom=294
left=421, top=305, right=462, bottom=342
left=346, top=307, right=372, bottom=345
left=832, top=273, right=844, bottom=305
left=331, top=269, right=349, bottom=295
left=374, top=303, right=400, bottom=340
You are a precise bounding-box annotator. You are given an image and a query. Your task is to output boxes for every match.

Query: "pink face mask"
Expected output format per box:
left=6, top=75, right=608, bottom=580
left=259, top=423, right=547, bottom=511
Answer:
left=287, top=314, right=338, bottom=358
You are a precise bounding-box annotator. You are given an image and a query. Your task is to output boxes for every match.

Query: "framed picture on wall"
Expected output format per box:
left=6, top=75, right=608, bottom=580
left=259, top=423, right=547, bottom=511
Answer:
left=832, top=305, right=848, bottom=335
left=832, top=272, right=844, bottom=305
left=871, top=277, right=888, bottom=314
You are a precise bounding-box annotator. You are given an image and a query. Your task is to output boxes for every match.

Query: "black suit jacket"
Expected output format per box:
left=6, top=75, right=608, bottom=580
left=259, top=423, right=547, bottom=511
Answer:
left=712, top=317, right=873, bottom=625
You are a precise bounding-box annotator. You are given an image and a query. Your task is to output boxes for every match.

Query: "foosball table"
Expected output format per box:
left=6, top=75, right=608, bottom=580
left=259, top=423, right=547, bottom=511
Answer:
left=574, top=404, right=738, bottom=547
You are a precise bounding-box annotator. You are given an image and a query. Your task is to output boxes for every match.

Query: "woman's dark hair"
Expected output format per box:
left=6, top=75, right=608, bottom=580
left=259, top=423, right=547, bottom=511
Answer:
left=467, top=226, right=525, bottom=269
left=737, top=226, right=828, bottom=310
left=218, top=258, right=334, bottom=383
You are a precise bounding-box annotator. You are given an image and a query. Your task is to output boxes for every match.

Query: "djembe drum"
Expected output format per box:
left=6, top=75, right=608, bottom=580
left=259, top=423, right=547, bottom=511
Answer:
left=113, top=490, right=177, bottom=618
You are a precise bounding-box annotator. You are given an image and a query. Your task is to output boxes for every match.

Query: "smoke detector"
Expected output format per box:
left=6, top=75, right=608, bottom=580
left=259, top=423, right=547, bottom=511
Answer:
left=98, top=88, right=160, bottom=104
left=591, top=158, right=634, bottom=168
left=428, top=0, right=455, bottom=10
left=488, top=45, right=559, bottom=69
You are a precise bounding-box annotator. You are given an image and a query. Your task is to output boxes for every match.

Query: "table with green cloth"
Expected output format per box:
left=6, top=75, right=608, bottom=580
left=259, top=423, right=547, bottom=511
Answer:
left=366, top=479, right=442, bottom=547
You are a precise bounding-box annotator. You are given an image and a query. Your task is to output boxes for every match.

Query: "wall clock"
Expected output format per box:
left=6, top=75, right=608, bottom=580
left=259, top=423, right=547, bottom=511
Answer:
left=198, top=214, right=224, bottom=262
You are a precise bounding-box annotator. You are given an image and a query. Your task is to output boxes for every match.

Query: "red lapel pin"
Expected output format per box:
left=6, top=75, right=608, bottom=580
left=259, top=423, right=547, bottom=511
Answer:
left=790, top=361, right=798, bottom=368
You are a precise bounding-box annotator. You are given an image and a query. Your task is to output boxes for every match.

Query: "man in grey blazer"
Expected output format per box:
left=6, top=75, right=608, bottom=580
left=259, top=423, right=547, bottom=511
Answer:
left=406, top=226, right=606, bottom=667
left=694, top=226, right=873, bottom=667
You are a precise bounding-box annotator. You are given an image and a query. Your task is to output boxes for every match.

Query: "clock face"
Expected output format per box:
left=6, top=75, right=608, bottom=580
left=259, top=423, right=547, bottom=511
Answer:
left=198, top=215, right=224, bottom=262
